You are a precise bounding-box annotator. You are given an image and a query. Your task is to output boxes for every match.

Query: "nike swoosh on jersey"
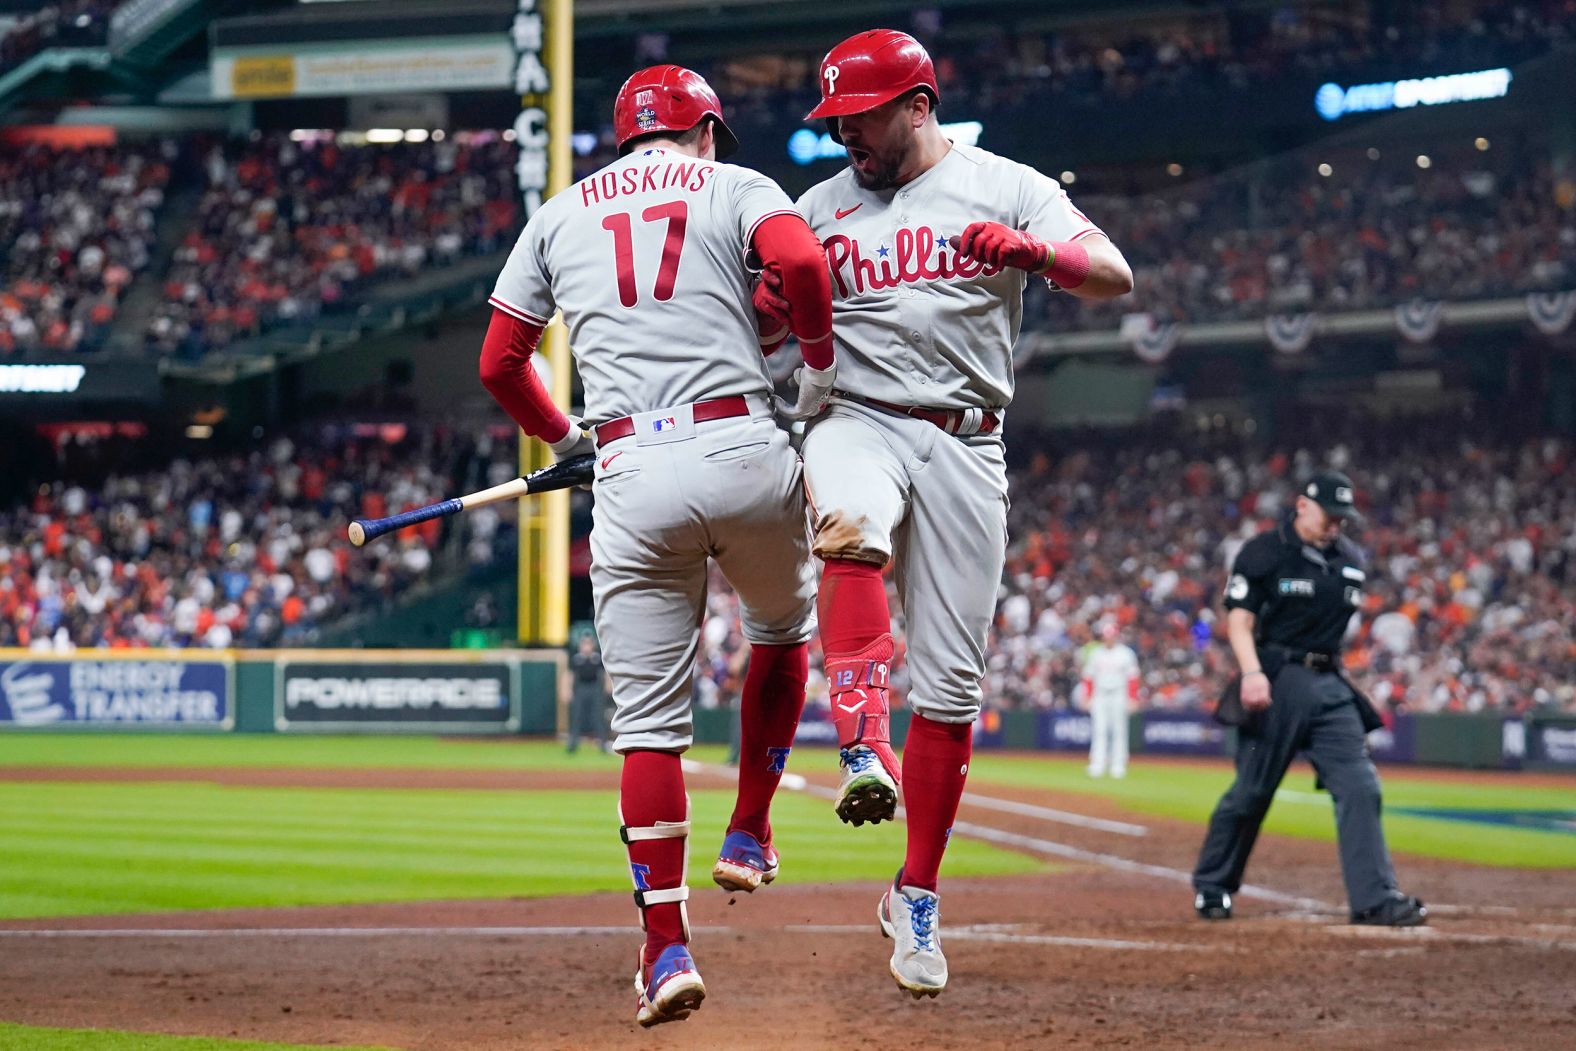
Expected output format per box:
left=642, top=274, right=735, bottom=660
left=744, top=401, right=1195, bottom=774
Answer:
left=600, top=451, right=623, bottom=470
left=834, top=204, right=863, bottom=220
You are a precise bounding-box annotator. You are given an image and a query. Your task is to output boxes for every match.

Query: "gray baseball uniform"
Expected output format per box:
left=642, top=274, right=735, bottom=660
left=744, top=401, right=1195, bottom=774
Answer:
left=798, top=142, right=1103, bottom=722
left=491, top=148, right=816, bottom=752
left=1083, top=642, right=1138, bottom=776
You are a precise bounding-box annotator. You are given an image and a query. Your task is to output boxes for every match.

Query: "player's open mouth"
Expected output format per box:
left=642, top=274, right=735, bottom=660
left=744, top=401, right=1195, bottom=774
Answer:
left=847, top=147, right=872, bottom=169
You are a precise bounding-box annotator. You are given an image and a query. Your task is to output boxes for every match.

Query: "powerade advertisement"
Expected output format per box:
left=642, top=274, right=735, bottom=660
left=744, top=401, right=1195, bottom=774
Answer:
left=277, top=661, right=515, bottom=731
left=0, top=659, right=231, bottom=727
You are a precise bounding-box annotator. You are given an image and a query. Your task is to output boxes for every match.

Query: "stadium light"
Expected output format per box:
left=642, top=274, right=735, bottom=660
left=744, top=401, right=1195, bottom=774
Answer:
left=404, top=129, right=430, bottom=143
left=185, top=425, right=214, bottom=440
left=365, top=128, right=404, bottom=143
left=1367, top=147, right=1381, bottom=160
left=1416, top=155, right=1432, bottom=169
left=1318, top=163, right=1333, bottom=177
left=1060, top=170, right=1076, bottom=184
left=1166, top=163, right=1183, bottom=177
left=1475, top=137, right=1490, bottom=151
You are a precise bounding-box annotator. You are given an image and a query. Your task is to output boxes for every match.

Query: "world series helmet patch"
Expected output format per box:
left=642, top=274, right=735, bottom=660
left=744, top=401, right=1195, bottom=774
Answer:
left=636, top=106, right=659, bottom=130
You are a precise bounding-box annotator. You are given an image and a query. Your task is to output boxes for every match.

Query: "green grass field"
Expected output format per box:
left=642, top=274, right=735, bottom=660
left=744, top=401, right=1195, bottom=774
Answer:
left=1, top=735, right=1571, bottom=925
left=964, top=752, right=1576, bottom=869
left=0, top=737, right=1038, bottom=920
left=0, top=1024, right=389, bottom=1051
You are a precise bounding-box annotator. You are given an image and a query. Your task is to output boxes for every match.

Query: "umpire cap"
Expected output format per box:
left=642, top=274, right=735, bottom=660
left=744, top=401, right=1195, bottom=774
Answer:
left=1303, top=471, right=1360, bottom=520
left=613, top=65, right=739, bottom=159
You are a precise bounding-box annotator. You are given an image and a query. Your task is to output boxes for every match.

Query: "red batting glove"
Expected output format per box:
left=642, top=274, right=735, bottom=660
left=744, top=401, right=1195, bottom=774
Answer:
left=754, top=264, right=791, bottom=327
left=948, top=221, right=1051, bottom=272
left=753, top=264, right=792, bottom=355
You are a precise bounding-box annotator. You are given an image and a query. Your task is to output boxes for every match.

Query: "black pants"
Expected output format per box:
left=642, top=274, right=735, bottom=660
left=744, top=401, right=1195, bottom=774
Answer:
left=1193, top=665, right=1398, bottom=913
left=567, top=689, right=607, bottom=751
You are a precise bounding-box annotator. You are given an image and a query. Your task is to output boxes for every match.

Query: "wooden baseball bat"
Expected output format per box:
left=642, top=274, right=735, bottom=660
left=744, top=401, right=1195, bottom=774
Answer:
left=347, top=453, right=595, bottom=547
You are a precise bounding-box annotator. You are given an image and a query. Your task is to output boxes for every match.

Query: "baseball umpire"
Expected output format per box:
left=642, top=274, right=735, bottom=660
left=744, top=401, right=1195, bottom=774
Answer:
left=478, top=66, right=837, bottom=1026
left=758, top=29, right=1132, bottom=996
left=1192, top=471, right=1428, bottom=927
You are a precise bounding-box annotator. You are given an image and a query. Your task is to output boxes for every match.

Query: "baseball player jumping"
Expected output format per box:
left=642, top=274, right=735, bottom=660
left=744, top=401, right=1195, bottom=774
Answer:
left=758, top=30, right=1132, bottom=997
left=478, top=66, right=836, bottom=1027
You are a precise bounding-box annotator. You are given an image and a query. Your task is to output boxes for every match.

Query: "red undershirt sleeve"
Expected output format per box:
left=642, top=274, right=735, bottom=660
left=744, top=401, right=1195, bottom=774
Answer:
left=750, top=213, right=834, bottom=370
left=478, top=308, right=572, bottom=443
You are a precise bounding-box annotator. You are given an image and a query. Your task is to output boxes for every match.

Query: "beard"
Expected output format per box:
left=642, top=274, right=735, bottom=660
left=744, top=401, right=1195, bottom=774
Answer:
left=849, top=142, right=910, bottom=191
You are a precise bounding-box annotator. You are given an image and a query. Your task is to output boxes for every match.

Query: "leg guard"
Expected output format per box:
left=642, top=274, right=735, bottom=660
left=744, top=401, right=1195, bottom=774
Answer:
left=620, top=798, right=692, bottom=945
left=825, top=633, right=901, bottom=784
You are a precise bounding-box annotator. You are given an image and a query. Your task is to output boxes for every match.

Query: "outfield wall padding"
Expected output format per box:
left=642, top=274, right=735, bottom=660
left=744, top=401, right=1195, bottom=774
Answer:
left=0, top=648, right=1566, bottom=772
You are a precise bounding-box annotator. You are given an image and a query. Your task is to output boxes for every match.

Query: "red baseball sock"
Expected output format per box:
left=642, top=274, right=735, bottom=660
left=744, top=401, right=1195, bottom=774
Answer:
left=818, top=558, right=889, bottom=654
left=728, top=641, right=809, bottom=842
left=900, top=714, right=974, bottom=892
left=620, top=750, right=688, bottom=955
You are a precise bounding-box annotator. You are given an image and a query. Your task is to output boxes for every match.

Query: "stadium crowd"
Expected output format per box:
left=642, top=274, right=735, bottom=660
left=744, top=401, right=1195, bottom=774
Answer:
left=708, top=1, right=1572, bottom=127
left=0, top=139, right=170, bottom=356
left=1032, top=151, right=1576, bottom=330
left=692, top=421, right=1575, bottom=717
left=147, top=134, right=521, bottom=356
left=0, top=423, right=518, bottom=650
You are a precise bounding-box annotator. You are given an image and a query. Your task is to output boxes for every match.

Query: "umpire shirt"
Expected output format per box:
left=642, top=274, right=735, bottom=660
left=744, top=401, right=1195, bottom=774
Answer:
left=570, top=650, right=605, bottom=694
left=1224, top=518, right=1366, bottom=656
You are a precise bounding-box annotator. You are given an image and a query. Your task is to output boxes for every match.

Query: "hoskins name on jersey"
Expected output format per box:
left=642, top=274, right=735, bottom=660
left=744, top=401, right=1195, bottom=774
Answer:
left=580, top=160, right=713, bottom=207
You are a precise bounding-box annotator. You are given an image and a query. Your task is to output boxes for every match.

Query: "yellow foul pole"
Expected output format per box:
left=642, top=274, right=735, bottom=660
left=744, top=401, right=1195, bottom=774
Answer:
left=514, top=0, right=573, bottom=645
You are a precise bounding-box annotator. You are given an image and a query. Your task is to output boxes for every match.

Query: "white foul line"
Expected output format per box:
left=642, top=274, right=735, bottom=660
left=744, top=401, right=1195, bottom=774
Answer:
left=5, top=922, right=1568, bottom=952
left=958, top=791, right=1148, bottom=837
left=0, top=923, right=1201, bottom=953
left=682, top=759, right=1146, bottom=836
left=684, top=758, right=1332, bottom=912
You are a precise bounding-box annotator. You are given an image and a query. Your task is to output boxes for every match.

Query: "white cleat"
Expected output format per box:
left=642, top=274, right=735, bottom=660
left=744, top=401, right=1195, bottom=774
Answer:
left=835, top=746, right=899, bottom=826
left=877, top=879, right=947, bottom=998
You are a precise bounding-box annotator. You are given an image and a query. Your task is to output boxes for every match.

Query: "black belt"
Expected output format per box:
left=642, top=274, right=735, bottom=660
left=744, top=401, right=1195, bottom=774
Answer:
left=1267, top=645, right=1337, bottom=672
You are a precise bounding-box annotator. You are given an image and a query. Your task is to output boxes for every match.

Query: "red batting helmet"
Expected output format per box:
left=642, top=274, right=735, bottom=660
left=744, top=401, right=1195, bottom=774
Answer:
left=804, top=29, right=939, bottom=121
left=613, top=65, right=739, bottom=159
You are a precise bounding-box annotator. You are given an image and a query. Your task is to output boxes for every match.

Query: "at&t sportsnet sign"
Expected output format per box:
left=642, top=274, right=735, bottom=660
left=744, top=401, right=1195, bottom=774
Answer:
left=0, top=659, right=231, bottom=728
left=278, top=661, right=517, bottom=731
left=1315, top=68, right=1511, bottom=121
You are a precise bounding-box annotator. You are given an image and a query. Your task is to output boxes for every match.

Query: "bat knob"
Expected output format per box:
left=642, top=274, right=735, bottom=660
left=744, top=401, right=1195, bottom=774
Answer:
left=348, top=521, right=367, bottom=547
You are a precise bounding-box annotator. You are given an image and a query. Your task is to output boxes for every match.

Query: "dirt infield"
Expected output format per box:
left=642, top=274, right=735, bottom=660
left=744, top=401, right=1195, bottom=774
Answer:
left=3, top=760, right=1572, bottom=1050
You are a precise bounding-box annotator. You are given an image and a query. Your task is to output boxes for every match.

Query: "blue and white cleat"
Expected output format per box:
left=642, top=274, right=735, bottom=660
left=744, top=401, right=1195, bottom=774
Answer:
left=634, top=943, right=706, bottom=1028
left=877, top=874, right=947, bottom=998
left=711, top=829, right=780, bottom=893
left=835, top=745, right=899, bottom=826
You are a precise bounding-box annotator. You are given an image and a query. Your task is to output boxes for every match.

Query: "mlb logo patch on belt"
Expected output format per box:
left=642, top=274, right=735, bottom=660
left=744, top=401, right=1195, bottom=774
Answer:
left=633, top=403, right=697, bottom=446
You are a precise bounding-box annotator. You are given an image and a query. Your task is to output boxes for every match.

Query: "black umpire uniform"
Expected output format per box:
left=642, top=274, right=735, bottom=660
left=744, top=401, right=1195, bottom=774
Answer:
left=567, top=636, right=609, bottom=753
left=1192, top=472, right=1426, bottom=926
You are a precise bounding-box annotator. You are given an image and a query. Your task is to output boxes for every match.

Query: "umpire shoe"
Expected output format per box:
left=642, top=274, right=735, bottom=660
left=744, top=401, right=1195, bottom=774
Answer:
left=634, top=943, right=706, bottom=1028
left=836, top=745, right=899, bottom=826
left=1194, top=890, right=1233, bottom=920
left=878, top=873, right=947, bottom=998
left=1350, top=892, right=1428, bottom=927
left=711, top=829, right=780, bottom=892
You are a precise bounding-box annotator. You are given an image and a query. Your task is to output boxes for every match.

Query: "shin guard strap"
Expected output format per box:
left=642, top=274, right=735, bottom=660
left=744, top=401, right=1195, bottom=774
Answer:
left=633, top=886, right=689, bottom=909
left=620, top=820, right=691, bottom=844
